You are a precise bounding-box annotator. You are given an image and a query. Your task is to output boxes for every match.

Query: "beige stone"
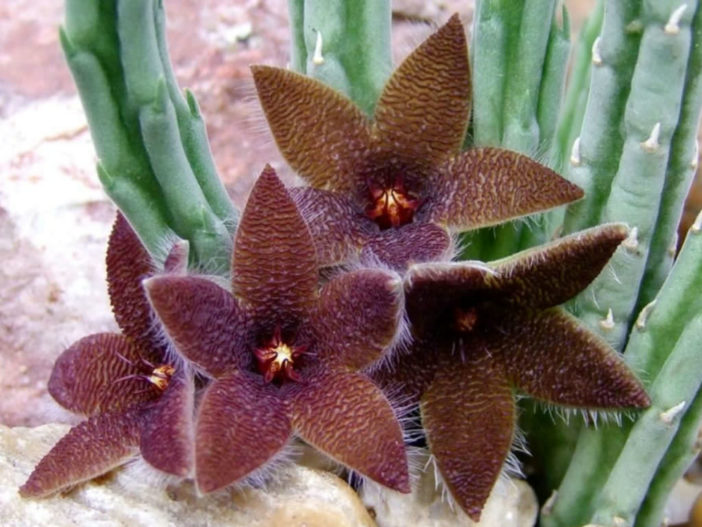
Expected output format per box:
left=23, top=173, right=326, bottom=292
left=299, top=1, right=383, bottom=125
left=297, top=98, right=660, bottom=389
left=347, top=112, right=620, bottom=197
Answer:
left=360, top=450, right=538, bottom=527
left=1, top=423, right=377, bottom=527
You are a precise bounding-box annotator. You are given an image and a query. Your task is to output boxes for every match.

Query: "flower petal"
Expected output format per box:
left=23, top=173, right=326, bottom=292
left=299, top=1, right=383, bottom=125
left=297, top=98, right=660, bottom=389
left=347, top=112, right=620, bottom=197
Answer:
left=361, top=222, right=452, bottom=271
left=145, top=276, right=250, bottom=376
left=195, top=371, right=291, bottom=493
left=489, top=224, right=628, bottom=309
left=139, top=370, right=195, bottom=477
left=20, top=410, right=141, bottom=497
left=252, top=66, right=372, bottom=194
left=373, top=14, right=470, bottom=167
left=421, top=353, right=515, bottom=521
left=290, top=186, right=374, bottom=267
left=291, top=370, right=409, bottom=492
left=106, top=213, right=163, bottom=355
left=233, top=166, right=318, bottom=329
left=499, top=309, right=650, bottom=408
left=370, top=337, right=444, bottom=404
left=311, top=269, right=403, bottom=371
left=427, top=148, right=583, bottom=229
left=48, top=333, right=160, bottom=417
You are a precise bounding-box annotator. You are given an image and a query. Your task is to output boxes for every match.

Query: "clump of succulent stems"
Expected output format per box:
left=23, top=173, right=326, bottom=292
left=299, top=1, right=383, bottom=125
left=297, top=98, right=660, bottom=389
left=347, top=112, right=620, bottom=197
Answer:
left=21, top=1, right=702, bottom=526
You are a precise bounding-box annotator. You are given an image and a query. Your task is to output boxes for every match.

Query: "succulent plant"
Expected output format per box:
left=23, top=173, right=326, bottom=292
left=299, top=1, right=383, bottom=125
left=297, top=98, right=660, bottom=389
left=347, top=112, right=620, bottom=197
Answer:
left=21, top=214, right=194, bottom=497
left=146, top=167, right=409, bottom=494
left=26, top=1, right=700, bottom=526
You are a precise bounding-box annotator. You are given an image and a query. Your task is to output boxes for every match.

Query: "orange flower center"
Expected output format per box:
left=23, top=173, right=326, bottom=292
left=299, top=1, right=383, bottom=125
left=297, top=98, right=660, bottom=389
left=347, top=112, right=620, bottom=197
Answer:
left=454, top=307, right=479, bottom=333
left=254, top=327, right=307, bottom=383
left=366, top=177, right=420, bottom=230
left=146, top=364, right=176, bottom=391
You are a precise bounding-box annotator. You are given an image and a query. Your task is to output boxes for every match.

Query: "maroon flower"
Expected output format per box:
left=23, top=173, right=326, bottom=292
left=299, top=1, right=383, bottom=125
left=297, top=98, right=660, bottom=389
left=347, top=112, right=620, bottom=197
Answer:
left=372, top=224, right=650, bottom=520
left=21, top=214, right=194, bottom=497
left=252, top=14, right=583, bottom=270
left=145, top=166, right=409, bottom=494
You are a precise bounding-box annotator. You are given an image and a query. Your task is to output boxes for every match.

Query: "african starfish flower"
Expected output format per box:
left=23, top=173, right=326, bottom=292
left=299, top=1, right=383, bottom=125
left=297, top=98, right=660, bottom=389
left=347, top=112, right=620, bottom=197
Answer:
left=372, top=223, right=650, bottom=520
left=21, top=214, right=194, bottom=497
left=252, top=14, right=583, bottom=270
left=145, top=166, right=409, bottom=494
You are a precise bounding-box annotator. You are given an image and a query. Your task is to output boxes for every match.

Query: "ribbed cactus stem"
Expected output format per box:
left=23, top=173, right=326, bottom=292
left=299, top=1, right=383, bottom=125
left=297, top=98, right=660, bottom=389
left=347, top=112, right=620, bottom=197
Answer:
left=590, top=315, right=702, bottom=525
left=568, top=0, right=693, bottom=351
left=553, top=0, right=604, bottom=169
left=588, top=208, right=702, bottom=526
left=466, top=0, right=571, bottom=261
left=287, top=0, right=391, bottom=116
left=562, top=1, right=642, bottom=234
left=536, top=4, right=572, bottom=162
left=635, top=387, right=702, bottom=527
left=543, top=2, right=700, bottom=526
left=501, top=0, right=557, bottom=154
left=636, top=1, right=702, bottom=309
left=62, top=0, right=235, bottom=269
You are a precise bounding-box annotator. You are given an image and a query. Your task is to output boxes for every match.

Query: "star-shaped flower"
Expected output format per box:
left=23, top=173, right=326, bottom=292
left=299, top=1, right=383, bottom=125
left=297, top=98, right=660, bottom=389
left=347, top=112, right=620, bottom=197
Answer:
left=21, top=214, right=194, bottom=497
left=252, top=14, right=583, bottom=270
left=145, top=166, right=409, bottom=494
left=371, top=224, right=650, bottom=520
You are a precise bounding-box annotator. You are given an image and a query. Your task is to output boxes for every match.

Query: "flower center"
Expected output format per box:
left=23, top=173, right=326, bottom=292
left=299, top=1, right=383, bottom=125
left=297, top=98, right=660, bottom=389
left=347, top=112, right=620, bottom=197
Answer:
left=146, top=364, right=176, bottom=391
left=454, top=307, right=479, bottom=333
left=254, top=327, right=307, bottom=383
left=366, top=176, right=420, bottom=230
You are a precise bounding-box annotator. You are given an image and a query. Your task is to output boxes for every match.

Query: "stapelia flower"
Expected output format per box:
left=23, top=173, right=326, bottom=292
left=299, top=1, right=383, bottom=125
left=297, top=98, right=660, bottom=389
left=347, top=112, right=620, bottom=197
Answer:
left=145, top=166, right=409, bottom=494
left=372, top=224, right=651, bottom=520
left=21, top=214, right=194, bottom=497
left=251, top=14, right=583, bottom=270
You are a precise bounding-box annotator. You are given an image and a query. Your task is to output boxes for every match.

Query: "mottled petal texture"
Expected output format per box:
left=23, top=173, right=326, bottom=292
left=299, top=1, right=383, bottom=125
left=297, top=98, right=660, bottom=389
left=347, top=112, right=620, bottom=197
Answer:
left=291, top=370, right=409, bottom=492
left=20, top=411, right=141, bottom=497
left=488, top=223, right=628, bottom=309
left=48, top=333, right=160, bottom=417
left=311, top=269, right=403, bottom=371
left=252, top=66, right=371, bottom=193
left=195, top=372, right=291, bottom=493
left=233, top=166, right=318, bottom=330
left=139, top=370, right=195, bottom=477
left=421, top=354, right=515, bottom=521
left=373, top=14, right=470, bottom=167
left=361, top=223, right=452, bottom=271
left=427, top=148, right=583, bottom=229
left=499, top=309, right=650, bottom=408
left=290, top=186, right=374, bottom=266
left=106, top=213, right=162, bottom=355
left=146, top=276, right=249, bottom=377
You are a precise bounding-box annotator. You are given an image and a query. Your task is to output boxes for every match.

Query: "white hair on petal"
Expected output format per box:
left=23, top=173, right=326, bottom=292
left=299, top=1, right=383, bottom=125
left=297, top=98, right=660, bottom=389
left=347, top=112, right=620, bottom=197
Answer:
left=199, top=440, right=301, bottom=499
left=122, top=455, right=187, bottom=491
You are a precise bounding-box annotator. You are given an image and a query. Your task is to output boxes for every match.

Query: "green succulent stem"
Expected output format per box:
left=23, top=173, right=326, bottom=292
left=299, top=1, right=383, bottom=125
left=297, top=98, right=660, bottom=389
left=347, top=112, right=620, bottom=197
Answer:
left=553, top=0, right=604, bottom=169
left=288, top=0, right=392, bottom=116
left=62, top=0, right=236, bottom=269
left=465, top=0, right=571, bottom=261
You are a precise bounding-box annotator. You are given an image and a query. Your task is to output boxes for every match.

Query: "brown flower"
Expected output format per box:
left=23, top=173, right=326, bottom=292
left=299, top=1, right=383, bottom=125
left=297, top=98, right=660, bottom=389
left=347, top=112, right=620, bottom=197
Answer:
left=252, top=14, right=583, bottom=270
left=146, top=166, right=409, bottom=493
left=21, top=214, right=194, bottom=497
left=372, top=224, right=650, bottom=519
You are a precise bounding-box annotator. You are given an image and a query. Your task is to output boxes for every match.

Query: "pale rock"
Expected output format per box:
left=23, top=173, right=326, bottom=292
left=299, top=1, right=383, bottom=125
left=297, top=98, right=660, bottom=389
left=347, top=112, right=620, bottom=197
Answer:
left=0, top=96, right=116, bottom=426
left=1, top=423, right=377, bottom=527
left=361, top=450, right=538, bottom=527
